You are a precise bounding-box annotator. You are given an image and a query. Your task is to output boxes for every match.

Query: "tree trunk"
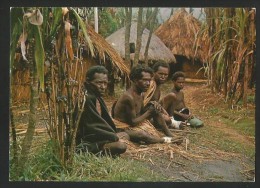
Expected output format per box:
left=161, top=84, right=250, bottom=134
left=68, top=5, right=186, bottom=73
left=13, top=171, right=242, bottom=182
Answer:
left=124, top=7, right=132, bottom=89
left=170, top=8, right=174, bottom=17
left=133, top=8, right=144, bottom=65
left=18, top=39, right=39, bottom=175
left=144, top=8, right=159, bottom=65
left=107, top=61, right=115, bottom=96
left=125, top=7, right=132, bottom=69
left=10, top=108, right=18, bottom=168
left=10, top=68, right=18, bottom=168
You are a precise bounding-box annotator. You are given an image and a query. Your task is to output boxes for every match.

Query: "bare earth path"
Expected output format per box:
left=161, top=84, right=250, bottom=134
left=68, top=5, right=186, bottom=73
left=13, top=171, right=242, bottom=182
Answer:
left=118, top=81, right=255, bottom=182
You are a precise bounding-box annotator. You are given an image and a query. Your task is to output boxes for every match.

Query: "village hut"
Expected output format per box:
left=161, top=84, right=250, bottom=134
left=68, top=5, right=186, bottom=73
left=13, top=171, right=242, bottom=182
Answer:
left=11, top=26, right=129, bottom=103
left=105, top=22, right=176, bottom=67
left=155, top=8, right=209, bottom=79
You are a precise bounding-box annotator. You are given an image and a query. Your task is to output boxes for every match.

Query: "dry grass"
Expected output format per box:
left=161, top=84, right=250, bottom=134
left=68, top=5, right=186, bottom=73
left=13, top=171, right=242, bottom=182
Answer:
left=85, top=25, right=130, bottom=75
left=155, top=8, right=209, bottom=62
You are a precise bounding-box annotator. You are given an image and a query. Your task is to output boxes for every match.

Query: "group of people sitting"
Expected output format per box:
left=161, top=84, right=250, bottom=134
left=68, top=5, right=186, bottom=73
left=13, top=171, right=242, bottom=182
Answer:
left=75, top=62, right=203, bottom=157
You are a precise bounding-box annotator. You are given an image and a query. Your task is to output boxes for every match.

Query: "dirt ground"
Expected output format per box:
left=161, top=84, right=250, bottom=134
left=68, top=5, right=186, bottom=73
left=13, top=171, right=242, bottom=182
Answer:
left=117, top=81, right=255, bottom=182
left=11, top=81, right=255, bottom=182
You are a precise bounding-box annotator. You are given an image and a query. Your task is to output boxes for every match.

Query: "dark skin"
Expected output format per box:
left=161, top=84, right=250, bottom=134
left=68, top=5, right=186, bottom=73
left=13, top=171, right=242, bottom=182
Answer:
left=160, top=76, right=193, bottom=121
left=149, top=66, right=173, bottom=125
left=113, top=71, right=174, bottom=144
left=87, top=72, right=129, bottom=155
left=151, top=66, right=169, bottom=101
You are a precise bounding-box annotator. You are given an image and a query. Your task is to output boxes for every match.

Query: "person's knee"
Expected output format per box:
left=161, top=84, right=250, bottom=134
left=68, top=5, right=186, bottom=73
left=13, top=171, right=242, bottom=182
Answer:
left=116, top=142, right=127, bottom=153
left=136, top=131, right=149, bottom=139
left=117, top=132, right=130, bottom=140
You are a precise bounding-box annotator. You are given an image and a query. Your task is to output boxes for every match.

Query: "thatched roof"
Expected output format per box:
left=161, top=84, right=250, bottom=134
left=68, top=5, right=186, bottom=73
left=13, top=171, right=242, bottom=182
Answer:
left=155, top=9, right=209, bottom=62
left=84, top=26, right=130, bottom=75
left=105, top=22, right=176, bottom=63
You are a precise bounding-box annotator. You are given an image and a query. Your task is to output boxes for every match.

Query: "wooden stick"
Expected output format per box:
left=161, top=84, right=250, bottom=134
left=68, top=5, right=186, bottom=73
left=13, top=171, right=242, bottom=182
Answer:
left=170, top=150, right=174, bottom=159
left=166, top=161, right=172, bottom=169
left=148, top=158, right=155, bottom=165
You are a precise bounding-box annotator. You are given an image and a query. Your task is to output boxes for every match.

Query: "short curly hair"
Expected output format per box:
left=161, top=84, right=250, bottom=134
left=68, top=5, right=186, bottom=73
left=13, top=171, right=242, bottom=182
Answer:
left=129, top=65, right=153, bottom=81
left=172, top=71, right=185, bottom=81
left=152, top=61, right=169, bottom=72
left=86, top=65, right=108, bottom=81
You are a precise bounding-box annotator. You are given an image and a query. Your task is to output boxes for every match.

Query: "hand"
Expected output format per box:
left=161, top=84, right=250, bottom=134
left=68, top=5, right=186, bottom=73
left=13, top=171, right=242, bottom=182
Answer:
left=182, top=113, right=192, bottom=120
left=148, top=101, right=163, bottom=113
left=146, top=104, right=156, bottom=115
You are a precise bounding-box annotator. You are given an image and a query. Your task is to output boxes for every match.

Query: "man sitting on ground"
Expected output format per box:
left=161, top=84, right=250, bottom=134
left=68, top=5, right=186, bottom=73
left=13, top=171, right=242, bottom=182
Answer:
left=112, top=65, right=181, bottom=144
left=144, top=61, right=186, bottom=129
left=160, top=71, right=204, bottom=128
left=75, top=65, right=128, bottom=156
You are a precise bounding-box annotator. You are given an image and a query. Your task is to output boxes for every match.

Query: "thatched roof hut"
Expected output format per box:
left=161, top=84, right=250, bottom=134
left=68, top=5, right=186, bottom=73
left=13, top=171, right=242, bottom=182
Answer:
left=12, top=25, right=129, bottom=102
left=155, top=8, right=209, bottom=63
left=155, top=9, right=209, bottom=79
left=105, top=22, right=176, bottom=64
left=84, top=26, right=129, bottom=75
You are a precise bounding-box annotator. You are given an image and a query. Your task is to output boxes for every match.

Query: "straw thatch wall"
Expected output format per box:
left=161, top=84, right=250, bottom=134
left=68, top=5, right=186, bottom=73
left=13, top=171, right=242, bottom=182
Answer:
left=11, top=68, right=31, bottom=103
left=106, top=22, right=176, bottom=64
left=155, top=9, right=209, bottom=79
left=11, top=26, right=129, bottom=103
left=155, top=9, right=209, bottom=62
left=11, top=55, right=96, bottom=103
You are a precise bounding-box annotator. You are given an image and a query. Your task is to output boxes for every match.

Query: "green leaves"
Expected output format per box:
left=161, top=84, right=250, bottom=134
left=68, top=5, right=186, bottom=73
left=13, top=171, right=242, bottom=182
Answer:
left=10, top=8, right=23, bottom=71
left=70, top=8, right=95, bottom=57
left=49, top=7, right=63, bottom=38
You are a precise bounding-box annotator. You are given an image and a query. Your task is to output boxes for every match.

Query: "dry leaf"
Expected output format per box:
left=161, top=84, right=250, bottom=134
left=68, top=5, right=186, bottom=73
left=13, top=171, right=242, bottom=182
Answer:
left=19, top=32, right=28, bottom=61
left=64, top=21, right=74, bottom=60
left=24, top=9, right=43, bottom=25
left=62, top=7, right=69, bottom=16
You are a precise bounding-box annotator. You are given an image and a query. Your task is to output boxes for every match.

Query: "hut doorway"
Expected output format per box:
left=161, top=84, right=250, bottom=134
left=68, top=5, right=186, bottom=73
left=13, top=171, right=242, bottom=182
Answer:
left=170, top=55, right=205, bottom=79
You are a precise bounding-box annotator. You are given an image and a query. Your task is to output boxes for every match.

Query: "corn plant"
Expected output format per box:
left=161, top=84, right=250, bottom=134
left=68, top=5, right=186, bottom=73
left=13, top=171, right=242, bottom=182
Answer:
left=203, top=8, right=255, bottom=107
left=10, top=7, right=95, bottom=173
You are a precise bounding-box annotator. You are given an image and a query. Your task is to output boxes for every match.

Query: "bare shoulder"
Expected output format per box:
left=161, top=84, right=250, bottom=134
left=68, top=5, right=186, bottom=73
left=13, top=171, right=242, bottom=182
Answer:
left=118, top=91, right=134, bottom=104
left=164, top=92, right=177, bottom=99
left=179, top=90, right=185, bottom=97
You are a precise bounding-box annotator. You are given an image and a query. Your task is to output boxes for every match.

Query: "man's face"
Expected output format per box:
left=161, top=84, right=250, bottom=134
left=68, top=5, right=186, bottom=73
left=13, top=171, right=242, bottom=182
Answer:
left=154, top=66, right=169, bottom=85
left=88, top=73, right=108, bottom=96
left=135, top=72, right=152, bottom=92
left=174, top=77, right=185, bottom=91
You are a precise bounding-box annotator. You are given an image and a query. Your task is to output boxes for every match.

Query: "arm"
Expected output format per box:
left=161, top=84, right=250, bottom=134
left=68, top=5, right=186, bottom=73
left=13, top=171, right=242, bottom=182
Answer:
left=173, top=110, right=190, bottom=120
left=124, top=96, right=153, bottom=126
left=160, top=93, right=177, bottom=117
left=148, top=101, right=171, bottom=123
left=173, top=92, right=193, bottom=120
